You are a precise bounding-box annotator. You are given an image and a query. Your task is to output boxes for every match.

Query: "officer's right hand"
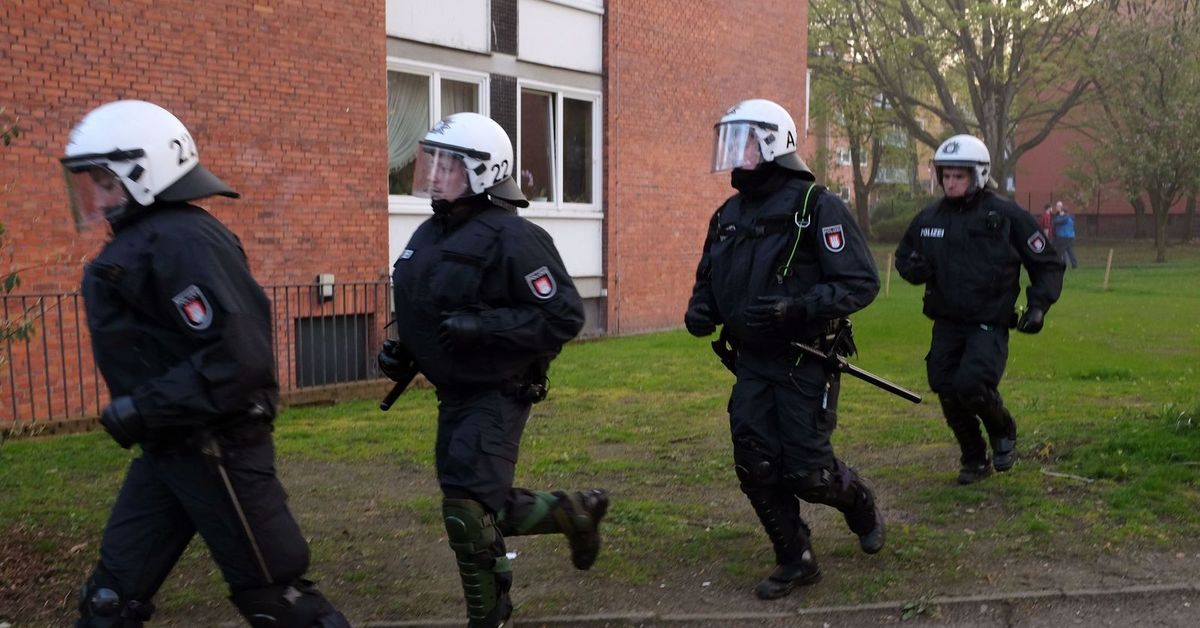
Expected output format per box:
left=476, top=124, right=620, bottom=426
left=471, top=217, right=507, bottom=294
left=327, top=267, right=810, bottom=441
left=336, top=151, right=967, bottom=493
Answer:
left=684, top=301, right=717, bottom=337
left=905, top=251, right=934, bottom=282
left=1016, top=307, right=1045, bottom=334
left=744, top=296, right=806, bottom=330
left=377, top=340, right=414, bottom=382
left=438, top=313, right=486, bottom=352
left=100, top=396, right=144, bottom=449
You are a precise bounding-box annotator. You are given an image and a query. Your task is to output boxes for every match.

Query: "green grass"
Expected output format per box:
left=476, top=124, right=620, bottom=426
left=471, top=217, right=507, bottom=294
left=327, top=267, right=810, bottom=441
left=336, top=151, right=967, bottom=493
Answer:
left=2, top=240, right=1199, bottom=622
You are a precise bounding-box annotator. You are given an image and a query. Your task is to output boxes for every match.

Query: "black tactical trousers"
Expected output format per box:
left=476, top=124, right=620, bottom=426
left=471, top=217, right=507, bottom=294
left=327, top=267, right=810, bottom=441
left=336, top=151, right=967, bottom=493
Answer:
left=926, top=319, right=1015, bottom=465
left=435, top=387, right=533, bottom=513
left=84, top=425, right=311, bottom=603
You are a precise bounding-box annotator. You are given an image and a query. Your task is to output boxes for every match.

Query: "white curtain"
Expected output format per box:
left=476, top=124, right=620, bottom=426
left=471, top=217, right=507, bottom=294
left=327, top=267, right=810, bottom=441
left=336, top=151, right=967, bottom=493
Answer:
left=387, top=71, right=430, bottom=181
left=440, top=79, right=478, bottom=118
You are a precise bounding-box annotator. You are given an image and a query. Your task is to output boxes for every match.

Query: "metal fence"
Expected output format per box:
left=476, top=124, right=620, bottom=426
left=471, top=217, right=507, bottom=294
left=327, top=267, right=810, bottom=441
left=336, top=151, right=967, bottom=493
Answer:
left=1, top=280, right=393, bottom=428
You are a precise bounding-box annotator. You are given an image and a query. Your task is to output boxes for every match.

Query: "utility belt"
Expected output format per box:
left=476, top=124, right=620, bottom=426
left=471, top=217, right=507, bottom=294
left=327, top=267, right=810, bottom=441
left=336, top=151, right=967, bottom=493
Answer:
left=711, top=318, right=856, bottom=374
left=438, top=358, right=552, bottom=405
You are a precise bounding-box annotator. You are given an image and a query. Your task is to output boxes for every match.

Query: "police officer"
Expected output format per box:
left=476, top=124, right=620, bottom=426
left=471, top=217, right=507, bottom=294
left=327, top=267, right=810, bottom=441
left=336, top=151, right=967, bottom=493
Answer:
left=62, top=100, right=349, bottom=627
left=894, top=134, right=1064, bottom=484
left=685, top=99, right=885, bottom=600
left=378, top=112, right=608, bottom=628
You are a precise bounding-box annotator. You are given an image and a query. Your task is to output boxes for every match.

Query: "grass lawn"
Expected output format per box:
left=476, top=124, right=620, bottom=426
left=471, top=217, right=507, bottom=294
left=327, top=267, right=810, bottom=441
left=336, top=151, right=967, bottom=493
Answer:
left=2, top=240, right=1199, bottom=625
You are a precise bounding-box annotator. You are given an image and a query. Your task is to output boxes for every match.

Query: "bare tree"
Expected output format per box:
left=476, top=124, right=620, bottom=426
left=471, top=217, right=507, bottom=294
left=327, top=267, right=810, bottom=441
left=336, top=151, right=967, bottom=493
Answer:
left=812, top=0, right=1101, bottom=188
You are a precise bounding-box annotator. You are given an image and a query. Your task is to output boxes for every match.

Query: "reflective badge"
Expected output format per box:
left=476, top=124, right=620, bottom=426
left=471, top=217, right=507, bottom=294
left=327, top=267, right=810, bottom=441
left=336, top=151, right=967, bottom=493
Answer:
left=1027, top=232, right=1047, bottom=253
left=172, top=284, right=213, bottom=330
left=524, top=266, right=557, bottom=300
left=822, top=225, right=846, bottom=252
left=400, top=249, right=414, bottom=260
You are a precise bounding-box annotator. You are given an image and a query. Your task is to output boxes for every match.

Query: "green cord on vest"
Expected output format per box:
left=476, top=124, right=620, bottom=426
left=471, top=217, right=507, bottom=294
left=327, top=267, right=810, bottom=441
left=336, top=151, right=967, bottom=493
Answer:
left=776, top=184, right=817, bottom=283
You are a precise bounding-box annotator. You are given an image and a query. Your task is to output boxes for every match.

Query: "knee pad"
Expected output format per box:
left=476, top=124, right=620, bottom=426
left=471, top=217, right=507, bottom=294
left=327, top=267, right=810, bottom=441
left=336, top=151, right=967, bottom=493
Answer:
left=783, top=468, right=832, bottom=503
left=443, top=498, right=513, bottom=625
left=733, top=438, right=779, bottom=487
left=77, top=568, right=154, bottom=628
left=230, top=580, right=348, bottom=628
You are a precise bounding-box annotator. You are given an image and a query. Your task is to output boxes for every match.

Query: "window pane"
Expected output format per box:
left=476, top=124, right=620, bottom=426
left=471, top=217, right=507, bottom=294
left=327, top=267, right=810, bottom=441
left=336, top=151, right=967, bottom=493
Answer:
left=387, top=71, right=430, bottom=195
left=563, top=98, right=593, bottom=204
left=520, top=90, right=555, bottom=202
left=441, top=79, right=479, bottom=118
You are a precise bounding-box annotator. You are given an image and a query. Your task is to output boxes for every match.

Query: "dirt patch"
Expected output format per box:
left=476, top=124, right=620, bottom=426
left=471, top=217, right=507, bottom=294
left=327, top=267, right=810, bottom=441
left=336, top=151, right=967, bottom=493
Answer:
left=7, top=452, right=1200, bottom=627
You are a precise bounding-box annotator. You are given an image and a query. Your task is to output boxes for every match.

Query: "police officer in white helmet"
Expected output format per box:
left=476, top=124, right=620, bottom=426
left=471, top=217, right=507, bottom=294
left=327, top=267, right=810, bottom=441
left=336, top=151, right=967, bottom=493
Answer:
left=378, top=112, right=608, bottom=628
left=895, top=134, right=1064, bottom=484
left=64, top=100, right=349, bottom=627
left=686, top=98, right=886, bottom=600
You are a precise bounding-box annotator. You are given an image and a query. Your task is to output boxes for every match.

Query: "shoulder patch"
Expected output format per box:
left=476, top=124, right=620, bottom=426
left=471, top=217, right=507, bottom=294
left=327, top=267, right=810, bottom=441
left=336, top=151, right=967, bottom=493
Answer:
left=1027, top=232, right=1047, bottom=253
left=524, top=266, right=558, bottom=300
left=172, top=284, right=213, bottom=330
left=822, top=224, right=846, bottom=252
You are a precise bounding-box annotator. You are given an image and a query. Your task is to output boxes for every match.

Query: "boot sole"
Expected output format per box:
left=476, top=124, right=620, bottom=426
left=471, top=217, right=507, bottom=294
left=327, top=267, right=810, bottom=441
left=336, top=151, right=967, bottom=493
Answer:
left=754, top=570, right=823, bottom=600
left=570, top=492, right=610, bottom=570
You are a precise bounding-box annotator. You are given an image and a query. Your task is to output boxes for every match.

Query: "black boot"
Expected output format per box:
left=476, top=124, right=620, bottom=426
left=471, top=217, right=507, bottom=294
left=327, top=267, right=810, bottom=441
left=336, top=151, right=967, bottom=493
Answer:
left=957, top=460, right=993, bottom=485
left=978, top=400, right=1018, bottom=472
left=742, top=486, right=822, bottom=599
left=753, top=548, right=822, bottom=600
left=941, top=395, right=991, bottom=484
left=497, top=488, right=609, bottom=570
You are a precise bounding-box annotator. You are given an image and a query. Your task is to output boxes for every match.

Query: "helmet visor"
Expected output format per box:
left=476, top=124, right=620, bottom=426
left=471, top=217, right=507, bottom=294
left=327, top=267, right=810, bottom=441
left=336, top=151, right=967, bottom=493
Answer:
left=712, top=122, right=763, bottom=172
left=61, top=162, right=128, bottom=232
left=411, top=144, right=473, bottom=203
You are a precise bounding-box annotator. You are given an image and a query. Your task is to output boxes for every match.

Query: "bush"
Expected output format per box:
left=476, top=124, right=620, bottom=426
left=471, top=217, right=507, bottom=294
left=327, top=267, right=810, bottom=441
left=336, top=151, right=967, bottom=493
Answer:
left=869, top=190, right=936, bottom=243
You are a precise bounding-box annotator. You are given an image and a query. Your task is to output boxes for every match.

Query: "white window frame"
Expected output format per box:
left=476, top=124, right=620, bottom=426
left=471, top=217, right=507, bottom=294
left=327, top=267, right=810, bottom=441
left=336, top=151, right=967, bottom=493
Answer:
left=516, top=79, right=603, bottom=217
left=840, top=186, right=852, bottom=202
left=836, top=146, right=852, bottom=166
left=387, top=58, right=489, bottom=215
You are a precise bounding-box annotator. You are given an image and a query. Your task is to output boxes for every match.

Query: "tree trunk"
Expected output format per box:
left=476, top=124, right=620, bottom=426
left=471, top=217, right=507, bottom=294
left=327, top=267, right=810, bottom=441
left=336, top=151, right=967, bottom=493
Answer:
left=1152, top=199, right=1169, bottom=263
left=1183, top=192, right=1196, bottom=244
left=1130, top=196, right=1148, bottom=239
left=853, top=184, right=872, bottom=238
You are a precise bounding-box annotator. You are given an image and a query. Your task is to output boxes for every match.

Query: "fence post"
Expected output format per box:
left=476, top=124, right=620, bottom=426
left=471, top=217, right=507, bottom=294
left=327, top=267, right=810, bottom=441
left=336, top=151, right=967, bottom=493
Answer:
left=885, top=253, right=893, bottom=297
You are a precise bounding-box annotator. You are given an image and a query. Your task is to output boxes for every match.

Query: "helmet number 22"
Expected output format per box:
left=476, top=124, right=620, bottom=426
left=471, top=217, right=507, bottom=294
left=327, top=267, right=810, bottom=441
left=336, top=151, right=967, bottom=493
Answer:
left=171, top=133, right=198, bottom=166
left=491, top=159, right=509, bottom=184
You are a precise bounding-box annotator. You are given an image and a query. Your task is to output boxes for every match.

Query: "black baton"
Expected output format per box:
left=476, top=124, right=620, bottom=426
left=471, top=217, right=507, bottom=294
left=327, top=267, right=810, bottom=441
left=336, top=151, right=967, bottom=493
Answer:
left=379, top=382, right=406, bottom=411
left=792, top=342, right=923, bottom=404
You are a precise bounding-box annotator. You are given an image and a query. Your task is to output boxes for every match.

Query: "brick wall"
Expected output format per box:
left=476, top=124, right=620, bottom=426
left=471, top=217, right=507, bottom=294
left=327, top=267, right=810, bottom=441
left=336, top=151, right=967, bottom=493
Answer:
left=1, top=0, right=386, bottom=425
left=604, top=0, right=810, bottom=333
left=1, top=0, right=387, bottom=293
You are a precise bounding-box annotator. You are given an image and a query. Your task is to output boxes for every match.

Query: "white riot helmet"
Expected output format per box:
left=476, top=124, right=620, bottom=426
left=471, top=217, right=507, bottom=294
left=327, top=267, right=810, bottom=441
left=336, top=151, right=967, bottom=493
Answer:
left=712, top=98, right=813, bottom=179
left=412, top=112, right=528, bottom=208
left=61, top=100, right=237, bottom=231
left=933, top=134, right=991, bottom=192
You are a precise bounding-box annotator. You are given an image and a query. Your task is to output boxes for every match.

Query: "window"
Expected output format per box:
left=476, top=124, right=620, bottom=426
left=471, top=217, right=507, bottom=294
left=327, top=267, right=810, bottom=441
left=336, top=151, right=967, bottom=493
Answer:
left=840, top=186, right=851, bottom=202
left=836, top=146, right=852, bottom=166
left=518, top=83, right=601, bottom=209
left=387, top=63, right=485, bottom=199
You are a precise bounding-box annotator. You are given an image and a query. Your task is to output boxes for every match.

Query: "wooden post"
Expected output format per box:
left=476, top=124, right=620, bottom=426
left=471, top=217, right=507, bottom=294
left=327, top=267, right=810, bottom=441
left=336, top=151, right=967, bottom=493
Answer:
left=885, top=253, right=893, bottom=297
left=1102, top=248, right=1114, bottom=291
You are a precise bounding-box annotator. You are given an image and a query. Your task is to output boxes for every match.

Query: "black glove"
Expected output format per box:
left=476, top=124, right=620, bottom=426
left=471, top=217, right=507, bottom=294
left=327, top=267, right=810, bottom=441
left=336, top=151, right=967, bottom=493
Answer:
left=905, top=251, right=934, bottom=282
left=684, top=301, right=717, bottom=337
left=100, top=396, right=143, bottom=449
left=744, top=296, right=806, bottom=330
left=1017, top=307, right=1045, bottom=334
left=438, top=313, right=486, bottom=352
left=377, top=339, right=415, bottom=382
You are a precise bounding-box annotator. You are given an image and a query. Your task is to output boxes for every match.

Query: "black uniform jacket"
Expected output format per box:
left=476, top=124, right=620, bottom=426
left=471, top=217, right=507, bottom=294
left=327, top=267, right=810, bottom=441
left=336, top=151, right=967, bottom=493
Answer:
left=391, top=205, right=585, bottom=390
left=688, top=178, right=880, bottom=359
left=82, top=203, right=278, bottom=439
left=894, top=190, right=1064, bottom=327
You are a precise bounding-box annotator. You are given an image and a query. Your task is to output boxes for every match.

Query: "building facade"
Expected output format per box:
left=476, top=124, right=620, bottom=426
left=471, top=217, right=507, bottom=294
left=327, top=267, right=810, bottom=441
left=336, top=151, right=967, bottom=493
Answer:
left=1, top=0, right=812, bottom=426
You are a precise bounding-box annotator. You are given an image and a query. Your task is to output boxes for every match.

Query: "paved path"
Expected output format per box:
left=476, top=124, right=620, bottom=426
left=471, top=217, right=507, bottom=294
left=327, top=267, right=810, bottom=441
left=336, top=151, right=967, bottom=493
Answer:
left=352, top=582, right=1200, bottom=627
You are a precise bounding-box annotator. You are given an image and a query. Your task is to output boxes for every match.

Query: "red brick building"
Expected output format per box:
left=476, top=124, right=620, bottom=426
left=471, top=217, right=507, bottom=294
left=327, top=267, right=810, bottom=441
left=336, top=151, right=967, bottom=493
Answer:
left=1, top=0, right=811, bottom=425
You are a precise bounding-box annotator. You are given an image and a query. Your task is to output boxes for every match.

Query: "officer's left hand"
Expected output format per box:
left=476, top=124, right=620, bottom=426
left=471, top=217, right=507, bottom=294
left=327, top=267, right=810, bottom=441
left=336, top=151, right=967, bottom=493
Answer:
left=100, top=396, right=144, bottom=449
left=1016, top=307, right=1045, bottom=334
left=744, top=296, right=806, bottom=330
left=438, top=313, right=486, bottom=352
